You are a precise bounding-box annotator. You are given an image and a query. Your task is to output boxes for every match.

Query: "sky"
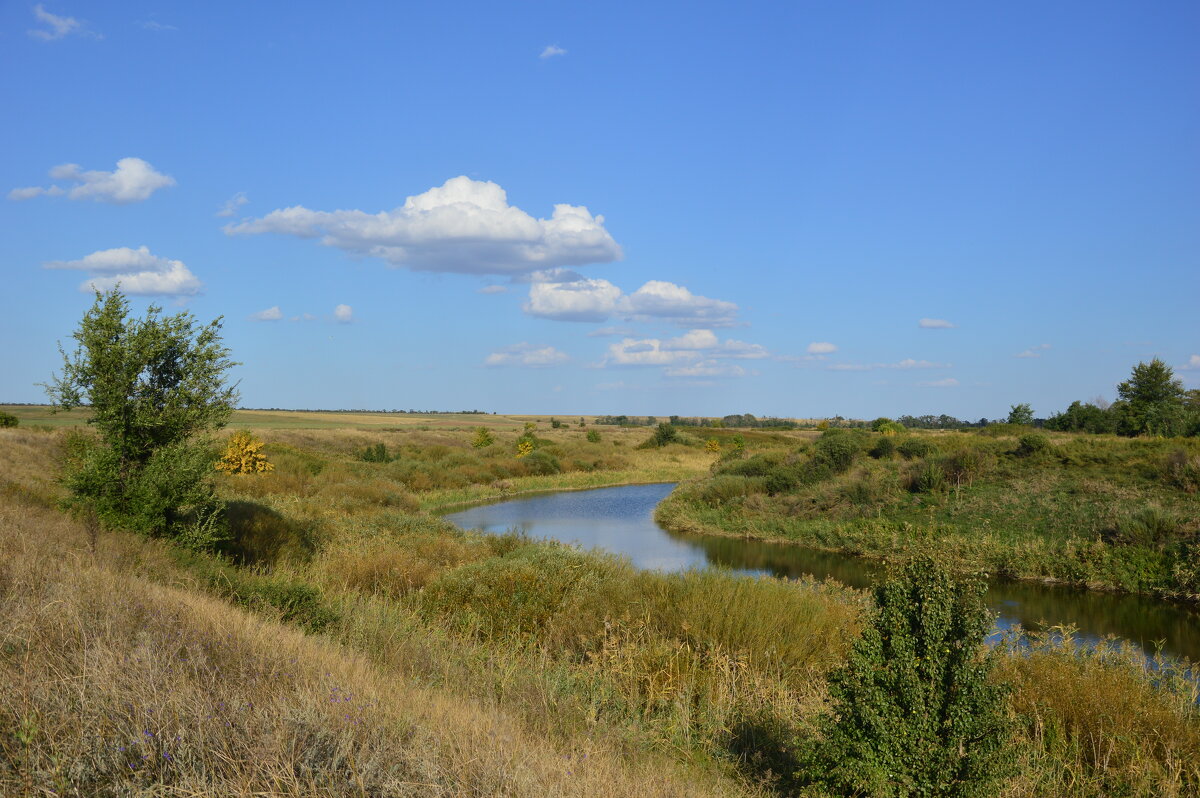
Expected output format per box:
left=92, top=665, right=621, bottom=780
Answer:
left=2, top=1, right=1197, bottom=419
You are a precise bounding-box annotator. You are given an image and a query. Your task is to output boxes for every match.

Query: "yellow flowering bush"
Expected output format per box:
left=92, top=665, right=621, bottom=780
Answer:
left=215, top=430, right=274, bottom=475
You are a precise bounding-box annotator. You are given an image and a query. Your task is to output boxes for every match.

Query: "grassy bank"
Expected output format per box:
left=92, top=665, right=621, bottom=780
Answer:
left=657, top=428, right=1200, bottom=600
left=3, top=421, right=1200, bottom=796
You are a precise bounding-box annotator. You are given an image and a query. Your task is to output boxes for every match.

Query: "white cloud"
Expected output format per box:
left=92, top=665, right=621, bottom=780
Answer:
left=290, top=313, right=317, bottom=322
left=601, top=330, right=765, bottom=369
left=524, top=278, right=622, bottom=322
left=1181, top=355, right=1200, bottom=371
left=138, top=20, right=177, bottom=32
left=478, top=284, right=508, bottom=294
left=664, top=360, right=747, bottom=378
left=918, top=318, right=956, bottom=329
left=28, top=4, right=98, bottom=40
left=44, top=246, right=202, bottom=297
left=11, top=157, right=174, bottom=204
left=1015, top=343, right=1052, bottom=359
left=620, top=280, right=739, bottom=327
left=485, top=343, right=569, bottom=368
left=250, top=306, right=283, bottom=321
left=807, top=341, right=837, bottom=354
left=226, top=175, right=622, bottom=276
left=540, top=45, right=567, bottom=58
left=523, top=276, right=740, bottom=327
left=918, top=378, right=960, bottom=387
left=333, top=304, right=354, bottom=323
left=216, top=191, right=248, bottom=218
left=828, top=358, right=949, bottom=371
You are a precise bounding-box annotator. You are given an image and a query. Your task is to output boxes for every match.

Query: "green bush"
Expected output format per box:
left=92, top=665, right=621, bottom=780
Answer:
left=0, top=411, right=18, bottom=428
left=799, top=558, right=1013, bottom=796
left=586, top=428, right=601, bottom=443
left=763, top=466, right=799, bottom=495
left=869, top=436, right=896, bottom=459
left=910, top=461, right=948, bottom=494
left=639, top=422, right=682, bottom=448
left=359, top=442, right=392, bottom=462
left=1015, top=433, right=1049, bottom=457
left=813, top=431, right=859, bottom=473
left=521, top=449, right=561, bottom=476
left=897, top=437, right=936, bottom=460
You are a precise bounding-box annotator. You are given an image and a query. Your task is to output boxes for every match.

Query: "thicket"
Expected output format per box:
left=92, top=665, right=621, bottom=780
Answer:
left=1045, top=359, right=1199, bottom=438
left=0, top=410, right=18, bottom=428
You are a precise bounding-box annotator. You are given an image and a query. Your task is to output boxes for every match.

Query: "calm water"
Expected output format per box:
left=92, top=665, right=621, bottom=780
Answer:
left=445, top=483, right=1200, bottom=663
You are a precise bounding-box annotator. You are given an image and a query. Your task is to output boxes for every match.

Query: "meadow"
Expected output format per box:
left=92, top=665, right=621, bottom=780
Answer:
left=2, top=413, right=1199, bottom=796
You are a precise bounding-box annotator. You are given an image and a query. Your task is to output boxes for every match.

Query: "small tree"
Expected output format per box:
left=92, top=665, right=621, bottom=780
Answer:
left=215, top=430, right=274, bottom=474
left=472, top=427, right=495, bottom=448
left=705, top=438, right=721, bottom=453
left=1006, top=403, right=1034, bottom=426
left=44, top=289, right=238, bottom=545
left=1115, top=358, right=1187, bottom=436
left=800, top=558, right=1013, bottom=797
left=516, top=439, right=534, bottom=458
left=586, top=429, right=601, bottom=443
left=0, top=411, right=18, bottom=428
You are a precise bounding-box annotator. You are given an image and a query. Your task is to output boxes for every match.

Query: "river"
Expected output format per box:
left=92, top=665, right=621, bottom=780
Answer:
left=445, top=482, right=1200, bottom=664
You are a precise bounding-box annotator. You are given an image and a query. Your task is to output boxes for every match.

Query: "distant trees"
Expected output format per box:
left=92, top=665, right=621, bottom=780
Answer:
left=1046, top=359, right=1196, bottom=438
left=45, top=289, right=238, bottom=546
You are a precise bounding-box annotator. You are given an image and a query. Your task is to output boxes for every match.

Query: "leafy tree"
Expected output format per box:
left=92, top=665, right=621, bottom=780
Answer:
left=0, top=410, right=18, bottom=428
left=1115, top=358, right=1187, bottom=436
left=44, top=289, right=238, bottom=545
left=800, top=558, right=1013, bottom=797
left=1006, top=403, right=1034, bottom=426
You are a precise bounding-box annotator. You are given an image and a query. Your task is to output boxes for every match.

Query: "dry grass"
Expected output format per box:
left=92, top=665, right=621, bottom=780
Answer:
left=0, top=484, right=755, bottom=796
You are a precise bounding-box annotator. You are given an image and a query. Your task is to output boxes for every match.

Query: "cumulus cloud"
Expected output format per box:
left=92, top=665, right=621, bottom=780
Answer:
left=540, top=45, right=567, bottom=58
left=1182, top=355, right=1200, bottom=371
left=827, top=358, right=950, bottom=372
left=11, top=158, right=174, bottom=204
left=484, top=343, right=569, bottom=368
left=216, top=191, right=248, bottom=218
left=918, top=378, right=960, bottom=387
left=226, top=176, right=622, bottom=276
left=1015, top=343, right=1052, bottom=359
left=28, top=4, right=98, bottom=40
left=522, top=276, right=739, bottom=327
left=44, top=246, right=202, bottom=297
left=250, top=306, right=283, bottom=321
left=333, top=304, right=354, bottom=323
left=918, top=318, right=956, bottom=329
left=601, top=330, right=766, bottom=369
left=524, top=278, right=621, bottom=322
left=807, top=342, right=837, bottom=354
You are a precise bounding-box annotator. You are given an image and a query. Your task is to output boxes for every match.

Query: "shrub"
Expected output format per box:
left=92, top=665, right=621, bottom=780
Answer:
left=799, top=558, right=1013, bottom=796
left=705, top=438, right=721, bottom=454
left=764, top=466, right=799, bottom=495
left=586, top=429, right=601, bottom=443
left=521, top=449, right=561, bottom=476
left=1164, top=449, right=1200, bottom=493
left=471, top=427, right=495, bottom=448
left=897, top=438, right=936, bottom=460
left=359, top=442, right=392, bottom=463
left=939, top=449, right=990, bottom=486
left=0, top=411, right=18, bottom=428
left=910, top=461, right=948, bottom=494
left=869, top=436, right=896, bottom=459
left=813, top=431, right=859, bottom=473
left=1112, top=507, right=1190, bottom=550
left=1015, top=432, right=1049, bottom=457
left=515, top=440, right=534, bottom=458
left=640, top=422, right=681, bottom=448
left=214, top=430, right=274, bottom=475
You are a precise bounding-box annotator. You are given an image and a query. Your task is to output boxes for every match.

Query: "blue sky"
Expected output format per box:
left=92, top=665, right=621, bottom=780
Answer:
left=3, top=1, right=1197, bottom=418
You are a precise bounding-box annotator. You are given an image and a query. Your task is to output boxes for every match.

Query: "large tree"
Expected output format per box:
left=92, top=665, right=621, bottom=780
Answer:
left=45, top=289, right=239, bottom=545
left=1114, top=358, right=1186, bottom=437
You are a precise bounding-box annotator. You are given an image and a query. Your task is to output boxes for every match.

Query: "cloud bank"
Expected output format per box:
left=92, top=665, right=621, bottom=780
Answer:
left=226, top=176, right=622, bottom=276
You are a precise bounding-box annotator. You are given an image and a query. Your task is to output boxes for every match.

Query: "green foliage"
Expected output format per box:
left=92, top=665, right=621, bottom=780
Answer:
left=0, top=411, right=18, bottom=428
left=1044, top=400, right=1115, bottom=434
left=640, top=422, right=682, bottom=449
left=1015, top=432, right=1050, bottom=457
left=800, top=559, right=1013, bottom=797
left=872, top=417, right=906, bottom=435
left=813, top=430, right=860, bottom=473
left=1164, top=449, right=1200, bottom=492
left=471, top=427, right=495, bottom=448
left=550, top=417, right=566, bottom=429
left=869, top=436, right=897, bottom=459
left=1112, top=507, right=1190, bottom=550
left=910, top=460, right=949, bottom=494
left=1006, top=403, right=1035, bottom=426
left=359, top=442, right=392, bottom=462
left=521, top=449, right=561, bottom=476
left=897, top=437, right=936, bottom=460
left=585, top=428, right=601, bottom=443
left=44, top=290, right=238, bottom=545
left=1115, top=358, right=1187, bottom=437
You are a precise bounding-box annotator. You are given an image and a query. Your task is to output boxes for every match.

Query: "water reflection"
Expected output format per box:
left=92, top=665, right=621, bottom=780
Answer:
left=445, top=483, right=1200, bottom=663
